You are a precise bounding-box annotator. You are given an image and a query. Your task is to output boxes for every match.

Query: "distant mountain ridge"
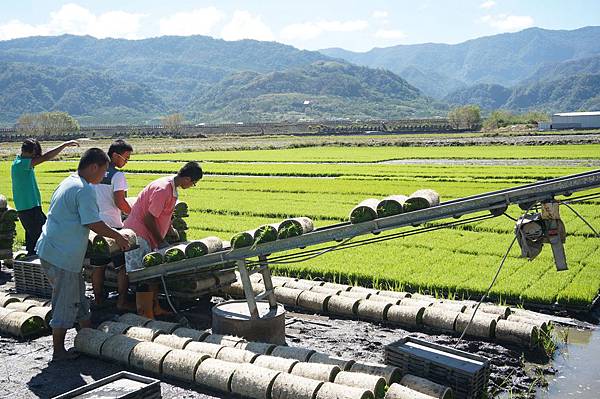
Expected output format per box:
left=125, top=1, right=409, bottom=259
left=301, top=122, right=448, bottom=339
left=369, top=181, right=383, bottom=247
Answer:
left=0, top=34, right=439, bottom=124
left=321, top=26, right=600, bottom=98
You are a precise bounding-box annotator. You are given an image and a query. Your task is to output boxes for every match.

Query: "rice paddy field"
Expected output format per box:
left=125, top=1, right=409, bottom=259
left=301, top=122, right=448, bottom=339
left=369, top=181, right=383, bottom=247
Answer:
left=2, top=142, right=600, bottom=309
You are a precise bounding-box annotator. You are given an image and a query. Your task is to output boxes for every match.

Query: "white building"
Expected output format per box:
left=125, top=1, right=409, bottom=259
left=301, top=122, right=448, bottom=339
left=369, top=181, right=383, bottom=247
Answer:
left=549, top=111, right=600, bottom=129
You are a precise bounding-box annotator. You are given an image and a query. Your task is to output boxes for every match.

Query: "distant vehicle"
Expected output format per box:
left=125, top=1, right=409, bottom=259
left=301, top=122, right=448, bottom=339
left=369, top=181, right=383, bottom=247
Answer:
left=236, top=122, right=244, bottom=125
left=195, top=123, right=205, bottom=126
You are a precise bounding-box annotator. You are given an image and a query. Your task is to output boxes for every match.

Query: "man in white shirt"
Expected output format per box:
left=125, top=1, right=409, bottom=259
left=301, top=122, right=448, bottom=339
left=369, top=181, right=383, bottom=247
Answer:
left=91, top=139, right=134, bottom=311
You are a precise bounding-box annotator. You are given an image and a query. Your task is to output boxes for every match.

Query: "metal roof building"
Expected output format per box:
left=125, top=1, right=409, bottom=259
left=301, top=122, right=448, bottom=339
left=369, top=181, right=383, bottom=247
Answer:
left=550, top=111, right=600, bottom=129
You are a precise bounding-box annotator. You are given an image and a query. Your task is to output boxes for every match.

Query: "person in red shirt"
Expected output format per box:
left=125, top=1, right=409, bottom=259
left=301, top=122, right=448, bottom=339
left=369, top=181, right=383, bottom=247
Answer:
left=124, top=161, right=202, bottom=317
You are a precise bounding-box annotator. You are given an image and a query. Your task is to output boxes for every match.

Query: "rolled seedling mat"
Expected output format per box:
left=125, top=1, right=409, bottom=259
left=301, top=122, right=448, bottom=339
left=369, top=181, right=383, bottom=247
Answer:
left=100, top=334, right=141, bottom=365
left=297, top=291, right=332, bottom=313
left=163, top=244, right=187, bottom=263
left=422, top=308, right=460, bottom=332
left=26, top=306, right=52, bottom=327
left=203, top=334, right=245, bottom=347
left=377, top=290, right=411, bottom=300
left=6, top=301, right=35, bottom=312
left=118, top=313, right=151, bottom=327
left=195, top=358, right=237, bottom=392
left=350, top=362, right=401, bottom=385
left=339, top=290, right=371, bottom=300
left=0, top=194, right=6, bottom=209
left=377, top=195, right=408, bottom=218
left=142, top=251, right=164, bottom=267
left=271, top=345, right=316, bottom=362
left=468, top=303, right=511, bottom=318
left=168, top=276, right=218, bottom=293
left=431, top=301, right=467, bottom=313
left=385, top=383, right=438, bottom=399
left=495, top=319, right=539, bottom=349
left=326, top=296, right=360, bottom=316
left=173, top=327, right=210, bottom=342
left=231, top=363, right=281, bottom=399
left=291, top=361, right=340, bottom=382
left=271, top=276, right=294, bottom=286
left=125, top=326, right=165, bottom=342
left=349, top=286, right=378, bottom=294
left=386, top=305, right=425, bottom=327
left=190, top=236, right=223, bottom=256
left=153, top=334, right=193, bottom=349
left=92, top=228, right=137, bottom=257
left=454, top=313, right=497, bottom=339
left=335, top=371, right=386, bottom=398
left=322, top=282, right=351, bottom=291
left=271, top=372, right=324, bottom=399
left=146, top=319, right=180, bottom=333
left=309, top=352, right=355, bottom=371
left=0, top=207, right=18, bottom=222
left=357, top=300, right=392, bottom=321
left=316, top=382, right=374, bottom=399
left=399, top=297, right=434, bottom=308
left=350, top=199, right=380, bottom=224
left=171, top=217, right=188, bottom=231
left=230, top=231, right=255, bottom=249
left=224, top=282, right=245, bottom=297
left=98, top=321, right=133, bottom=335
left=400, top=374, right=453, bottom=399
left=162, top=348, right=210, bottom=382
left=0, top=311, right=45, bottom=337
left=252, top=355, right=299, bottom=372
left=129, top=341, right=172, bottom=374
left=404, top=190, right=440, bottom=212
left=252, top=224, right=279, bottom=245
left=277, top=217, right=315, bottom=239
left=236, top=341, right=276, bottom=355
left=283, top=279, right=321, bottom=290
left=215, top=270, right=237, bottom=285
left=507, top=315, right=549, bottom=333
left=274, top=286, right=303, bottom=306
left=217, top=346, right=260, bottom=363
left=186, top=341, right=225, bottom=358
left=74, top=328, right=113, bottom=357
left=0, top=294, right=24, bottom=307
left=367, top=294, right=402, bottom=305
left=310, top=285, right=342, bottom=295
left=23, top=297, right=51, bottom=307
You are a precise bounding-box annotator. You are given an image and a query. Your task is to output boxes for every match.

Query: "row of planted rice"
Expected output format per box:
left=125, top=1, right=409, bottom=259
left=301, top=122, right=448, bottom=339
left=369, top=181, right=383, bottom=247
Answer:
left=223, top=275, right=549, bottom=350
left=0, top=292, right=52, bottom=337
left=75, top=312, right=452, bottom=399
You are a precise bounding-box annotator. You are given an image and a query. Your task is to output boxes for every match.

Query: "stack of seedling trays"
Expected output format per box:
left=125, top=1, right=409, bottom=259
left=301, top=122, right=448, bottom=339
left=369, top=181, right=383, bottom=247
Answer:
left=385, top=336, right=490, bottom=399
left=170, top=202, right=189, bottom=243
left=13, top=258, right=52, bottom=298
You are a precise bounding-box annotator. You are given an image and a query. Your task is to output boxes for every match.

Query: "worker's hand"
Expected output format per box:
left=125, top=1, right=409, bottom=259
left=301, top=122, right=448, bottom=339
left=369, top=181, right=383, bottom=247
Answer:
left=115, top=233, right=131, bottom=251
left=63, top=140, right=80, bottom=147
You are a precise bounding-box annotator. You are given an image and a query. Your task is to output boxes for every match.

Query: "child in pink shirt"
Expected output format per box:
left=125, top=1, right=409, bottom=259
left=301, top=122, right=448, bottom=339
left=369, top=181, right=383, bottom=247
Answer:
left=124, top=162, right=202, bottom=317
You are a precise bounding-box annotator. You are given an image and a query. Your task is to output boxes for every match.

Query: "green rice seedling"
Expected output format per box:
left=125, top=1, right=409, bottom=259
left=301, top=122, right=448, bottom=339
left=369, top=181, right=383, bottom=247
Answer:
left=143, top=252, right=164, bottom=267
left=277, top=217, right=314, bottom=239
left=252, top=225, right=278, bottom=245
left=231, top=231, right=255, bottom=249
left=404, top=189, right=440, bottom=212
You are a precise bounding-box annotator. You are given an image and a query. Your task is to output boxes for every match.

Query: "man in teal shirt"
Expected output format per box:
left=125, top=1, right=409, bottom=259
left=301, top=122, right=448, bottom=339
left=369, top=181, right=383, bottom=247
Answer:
left=11, top=138, right=79, bottom=255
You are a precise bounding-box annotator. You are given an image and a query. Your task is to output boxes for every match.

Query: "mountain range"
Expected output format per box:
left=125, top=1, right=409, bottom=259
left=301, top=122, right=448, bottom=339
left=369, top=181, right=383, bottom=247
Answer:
left=0, top=26, right=599, bottom=125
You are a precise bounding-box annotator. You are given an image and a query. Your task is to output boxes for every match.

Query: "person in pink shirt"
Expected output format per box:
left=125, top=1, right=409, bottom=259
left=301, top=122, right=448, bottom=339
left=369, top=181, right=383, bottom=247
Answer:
left=124, top=161, right=202, bottom=318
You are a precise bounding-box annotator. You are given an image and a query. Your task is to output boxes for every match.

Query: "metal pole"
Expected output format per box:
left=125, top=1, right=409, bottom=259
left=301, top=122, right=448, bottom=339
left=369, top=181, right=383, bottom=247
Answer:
left=236, top=259, right=259, bottom=318
left=258, top=255, right=278, bottom=309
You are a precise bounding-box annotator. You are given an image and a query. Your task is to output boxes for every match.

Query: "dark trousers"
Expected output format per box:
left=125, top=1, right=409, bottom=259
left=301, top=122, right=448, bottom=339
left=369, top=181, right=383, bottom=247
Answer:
left=17, top=206, right=46, bottom=255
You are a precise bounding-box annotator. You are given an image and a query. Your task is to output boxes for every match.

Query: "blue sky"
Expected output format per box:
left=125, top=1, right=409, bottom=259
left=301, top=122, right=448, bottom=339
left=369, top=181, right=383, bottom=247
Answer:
left=1, top=1, right=599, bottom=51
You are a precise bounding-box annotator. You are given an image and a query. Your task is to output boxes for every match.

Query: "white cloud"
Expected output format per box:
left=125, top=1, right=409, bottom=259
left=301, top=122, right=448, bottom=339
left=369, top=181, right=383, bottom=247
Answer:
left=221, top=10, right=274, bottom=41
left=480, top=14, right=534, bottom=32
left=480, top=1, right=496, bottom=9
left=0, top=3, right=144, bottom=40
left=372, top=10, right=389, bottom=19
left=159, top=8, right=224, bottom=36
left=374, top=29, right=406, bottom=40
left=280, top=19, right=368, bottom=41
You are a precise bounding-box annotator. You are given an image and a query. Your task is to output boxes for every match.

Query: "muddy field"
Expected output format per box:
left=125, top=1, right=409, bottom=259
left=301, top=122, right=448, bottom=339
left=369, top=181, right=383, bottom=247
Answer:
left=0, top=263, right=557, bottom=399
